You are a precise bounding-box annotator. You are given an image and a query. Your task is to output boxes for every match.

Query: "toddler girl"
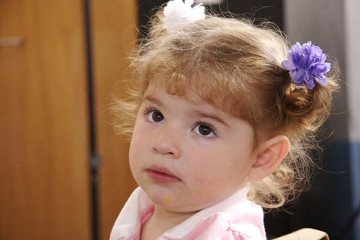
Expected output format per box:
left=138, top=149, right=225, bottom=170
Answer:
left=110, top=0, right=339, bottom=239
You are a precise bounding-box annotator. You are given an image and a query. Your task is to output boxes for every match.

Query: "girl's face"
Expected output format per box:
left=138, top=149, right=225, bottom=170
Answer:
left=129, top=84, right=257, bottom=213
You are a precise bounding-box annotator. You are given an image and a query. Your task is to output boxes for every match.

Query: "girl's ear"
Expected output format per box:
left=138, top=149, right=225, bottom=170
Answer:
left=248, top=135, right=290, bottom=180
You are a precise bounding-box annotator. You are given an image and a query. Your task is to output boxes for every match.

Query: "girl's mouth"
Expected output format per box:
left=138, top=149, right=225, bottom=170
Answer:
left=146, top=165, right=181, bottom=184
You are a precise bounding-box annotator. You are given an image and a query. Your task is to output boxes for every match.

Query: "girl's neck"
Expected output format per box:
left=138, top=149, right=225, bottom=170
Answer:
left=140, top=206, right=195, bottom=240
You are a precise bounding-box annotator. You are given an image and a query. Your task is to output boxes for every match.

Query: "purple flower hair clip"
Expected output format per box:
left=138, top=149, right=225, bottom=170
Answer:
left=282, top=41, right=331, bottom=90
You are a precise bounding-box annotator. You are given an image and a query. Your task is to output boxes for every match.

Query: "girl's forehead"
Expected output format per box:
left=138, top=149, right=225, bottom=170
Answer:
left=144, top=70, right=229, bottom=101
left=143, top=81, right=207, bottom=104
left=141, top=72, right=253, bottom=123
left=142, top=81, right=248, bottom=122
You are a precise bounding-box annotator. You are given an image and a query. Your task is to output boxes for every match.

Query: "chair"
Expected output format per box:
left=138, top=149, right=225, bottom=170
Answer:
left=273, top=228, right=329, bottom=240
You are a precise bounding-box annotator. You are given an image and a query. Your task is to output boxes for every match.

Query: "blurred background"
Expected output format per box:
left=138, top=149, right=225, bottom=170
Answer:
left=0, top=0, right=359, bottom=239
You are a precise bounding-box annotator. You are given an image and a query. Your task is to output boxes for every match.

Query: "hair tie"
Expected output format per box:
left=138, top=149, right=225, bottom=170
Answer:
left=282, top=42, right=331, bottom=90
left=163, top=0, right=205, bottom=30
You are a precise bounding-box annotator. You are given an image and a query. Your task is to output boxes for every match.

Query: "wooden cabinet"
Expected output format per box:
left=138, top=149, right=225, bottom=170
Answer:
left=0, top=1, right=137, bottom=239
left=90, top=1, right=138, bottom=239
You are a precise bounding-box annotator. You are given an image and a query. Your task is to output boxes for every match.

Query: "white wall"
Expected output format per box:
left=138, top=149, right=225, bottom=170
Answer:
left=284, top=0, right=347, bottom=141
left=345, top=0, right=360, bottom=238
left=345, top=0, right=360, bottom=142
left=285, top=0, right=360, bottom=238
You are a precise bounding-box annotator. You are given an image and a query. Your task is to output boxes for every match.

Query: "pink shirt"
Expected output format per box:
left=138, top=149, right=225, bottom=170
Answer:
left=110, top=186, right=266, bottom=240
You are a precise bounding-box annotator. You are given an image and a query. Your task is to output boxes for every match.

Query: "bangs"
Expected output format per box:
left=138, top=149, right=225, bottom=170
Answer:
left=142, top=62, right=261, bottom=126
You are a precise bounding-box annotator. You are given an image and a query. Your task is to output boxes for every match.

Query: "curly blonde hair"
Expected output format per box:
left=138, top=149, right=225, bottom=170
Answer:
left=113, top=10, right=339, bottom=209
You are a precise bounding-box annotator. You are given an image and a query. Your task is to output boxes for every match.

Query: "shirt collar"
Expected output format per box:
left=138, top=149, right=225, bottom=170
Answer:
left=110, top=187, right=154, bottom=239
left=163, top=186, right=250, bottom=238
left=110, top=185, right=252, bottom=239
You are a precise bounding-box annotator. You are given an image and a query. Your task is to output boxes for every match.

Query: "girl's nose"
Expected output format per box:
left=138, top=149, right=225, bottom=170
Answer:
left=152, top=126, right=181, bottom=159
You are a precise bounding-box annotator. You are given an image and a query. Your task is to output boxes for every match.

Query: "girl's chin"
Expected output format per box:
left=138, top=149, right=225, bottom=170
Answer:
left=146, top=193, right=208, bottom=214
left=143, top=187, right=178, bottom=206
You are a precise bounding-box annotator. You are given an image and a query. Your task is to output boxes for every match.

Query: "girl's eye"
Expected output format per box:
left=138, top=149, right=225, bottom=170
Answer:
left=194, top=123, right=216, bottom=137
left=146, top=109, right=164, bottom=122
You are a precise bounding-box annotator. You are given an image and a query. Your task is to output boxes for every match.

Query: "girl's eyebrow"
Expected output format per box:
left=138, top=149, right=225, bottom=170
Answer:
left=193, top=111, right=229, bottom=127
left=143, top=94, right=229, bottom=127
left=143, top=95, right=164, bottom=107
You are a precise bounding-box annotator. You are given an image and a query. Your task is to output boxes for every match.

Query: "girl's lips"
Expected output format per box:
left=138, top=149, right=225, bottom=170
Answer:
left=146, top=165, right=181, bottom=184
